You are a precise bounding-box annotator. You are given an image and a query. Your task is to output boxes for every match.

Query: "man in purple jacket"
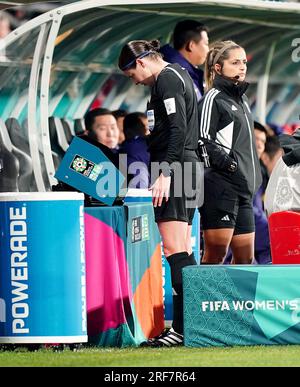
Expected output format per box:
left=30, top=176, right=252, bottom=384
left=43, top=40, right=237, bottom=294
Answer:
left=252, top=122, right=272, bottom=264
left=160, top=20, right=209, bottom=101
left=119, top=112, right=150, bottom=189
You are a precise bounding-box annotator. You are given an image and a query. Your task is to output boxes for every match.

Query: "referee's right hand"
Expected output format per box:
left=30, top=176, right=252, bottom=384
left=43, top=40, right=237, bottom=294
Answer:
left=149, top=174, right=171, bottom=207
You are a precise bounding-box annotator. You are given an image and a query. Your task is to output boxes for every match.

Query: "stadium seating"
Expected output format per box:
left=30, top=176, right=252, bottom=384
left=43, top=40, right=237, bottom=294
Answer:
left=74, top=118, right=86, bottom=136
left=48, top=116, right=68, bottom=159
left=0, top=119, right=19, bottom=192
left=7, top=118, right=60, bottom=190
left=61, top=118, right=74, bottom=144
left=3, top=118, right=33, bottom=191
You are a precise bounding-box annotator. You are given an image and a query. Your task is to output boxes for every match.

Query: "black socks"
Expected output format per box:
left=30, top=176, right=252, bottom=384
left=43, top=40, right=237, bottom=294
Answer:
left=166, top=252, right=197, bottom=334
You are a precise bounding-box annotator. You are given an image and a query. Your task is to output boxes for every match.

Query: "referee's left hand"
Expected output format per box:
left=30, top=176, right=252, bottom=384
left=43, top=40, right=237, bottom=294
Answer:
left=149, top=174, right=171, bottom=207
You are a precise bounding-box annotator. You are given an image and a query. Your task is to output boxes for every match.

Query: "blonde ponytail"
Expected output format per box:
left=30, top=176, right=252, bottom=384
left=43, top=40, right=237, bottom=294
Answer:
left=204, top=40, right=241, bottom=91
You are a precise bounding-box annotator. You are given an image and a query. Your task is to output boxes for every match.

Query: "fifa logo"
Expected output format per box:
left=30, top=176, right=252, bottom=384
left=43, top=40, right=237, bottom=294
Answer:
left=291, top=38, right=300, bottom=63
left=0, top=298, right=6, bottom=323
left=72, top=156, right=87, bottom=172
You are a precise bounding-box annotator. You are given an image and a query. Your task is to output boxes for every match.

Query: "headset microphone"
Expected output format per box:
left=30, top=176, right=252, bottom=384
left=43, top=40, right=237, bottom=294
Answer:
left=225, top=74, right=240, bottom=82
left=217, top=73, right=241, bottom=83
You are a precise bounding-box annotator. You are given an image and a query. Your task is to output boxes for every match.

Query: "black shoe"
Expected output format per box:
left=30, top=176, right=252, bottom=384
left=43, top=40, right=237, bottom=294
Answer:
left=140, top=328, right=183, bottom=348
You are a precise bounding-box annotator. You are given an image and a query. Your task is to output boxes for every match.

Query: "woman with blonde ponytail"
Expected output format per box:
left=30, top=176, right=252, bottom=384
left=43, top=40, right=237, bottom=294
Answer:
left=198, top=40, right=262, bottom=265
left=204, top=41, right=240, bottom=91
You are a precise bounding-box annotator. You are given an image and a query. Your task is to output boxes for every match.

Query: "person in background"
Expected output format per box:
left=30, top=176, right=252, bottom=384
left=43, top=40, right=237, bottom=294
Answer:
left=160, top=19, right=209, bottom=101
left=264, top=128, right=299, bottom=216
left=261, top=135, right=283, bottom=179
left=112, top=109, right=128, bottom=145
left=118, top=39, right=202, bottom=347
left=198, top=40, right=262, bottom=265
left=266, top=122, right=284, bottom=137
left=119, top=112, right=150, bottom=188
left=0, top=12, right=12, bottom=61
left=253, top=121, right=269, bottom=190
left=84, top=108, right=120, bottom=152
left=0, top=12, right=11, bottom=38
left=252, top=122, right=273, bottom=264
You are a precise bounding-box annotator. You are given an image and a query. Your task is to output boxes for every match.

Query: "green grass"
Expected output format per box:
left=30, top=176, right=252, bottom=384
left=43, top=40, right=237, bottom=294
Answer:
left=1, top=345, right=300, bottom=367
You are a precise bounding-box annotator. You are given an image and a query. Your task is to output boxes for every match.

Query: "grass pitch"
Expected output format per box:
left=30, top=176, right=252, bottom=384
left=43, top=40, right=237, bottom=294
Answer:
left=1, top=345, right=300, bottom=367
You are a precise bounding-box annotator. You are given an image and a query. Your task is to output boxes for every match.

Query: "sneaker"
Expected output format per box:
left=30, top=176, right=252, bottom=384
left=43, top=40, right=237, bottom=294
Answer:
left=140, top=328, right=183, bottom=348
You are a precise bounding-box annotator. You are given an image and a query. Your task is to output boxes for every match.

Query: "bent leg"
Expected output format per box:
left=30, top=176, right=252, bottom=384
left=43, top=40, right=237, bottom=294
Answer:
left=230, top=232, right=255, bottom=264
left=158, top=220, right=190, bottom=257
left=185, top=225, right=193, bottom=256
left=158, top=220, right=196, bottom=335
left=201, top=228, right=234, bottom=264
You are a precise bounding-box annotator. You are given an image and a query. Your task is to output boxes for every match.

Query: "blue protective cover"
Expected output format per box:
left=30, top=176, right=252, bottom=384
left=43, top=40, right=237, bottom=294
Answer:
left=55, top=136, right=125, bottom=205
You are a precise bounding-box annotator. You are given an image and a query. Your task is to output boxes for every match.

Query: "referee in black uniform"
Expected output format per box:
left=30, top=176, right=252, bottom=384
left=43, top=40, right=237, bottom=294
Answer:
left=118, top=39, right=202, bottom=347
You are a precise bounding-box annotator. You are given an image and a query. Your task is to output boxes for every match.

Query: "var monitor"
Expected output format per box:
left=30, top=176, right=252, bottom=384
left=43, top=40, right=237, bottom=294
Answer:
left=55, top=136, right=126, bottom=205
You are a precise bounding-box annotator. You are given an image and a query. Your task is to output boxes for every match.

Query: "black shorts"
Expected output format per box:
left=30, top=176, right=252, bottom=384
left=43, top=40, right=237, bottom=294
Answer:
left=152, top=151, right=203, bottom=225
left=199, top=178, right=254, bottom=235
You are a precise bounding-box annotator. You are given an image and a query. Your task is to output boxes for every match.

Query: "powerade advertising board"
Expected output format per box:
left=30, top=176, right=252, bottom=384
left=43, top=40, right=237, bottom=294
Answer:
left=0, top=192, right=87, bottom=343
left=183, top=265, right=300, bottom=347
left=55, top=136, right=125, bottom=205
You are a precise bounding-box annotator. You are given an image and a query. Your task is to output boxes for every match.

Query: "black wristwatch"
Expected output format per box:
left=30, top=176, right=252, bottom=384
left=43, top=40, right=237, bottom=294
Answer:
left=227, top=160, right=238, bottom=173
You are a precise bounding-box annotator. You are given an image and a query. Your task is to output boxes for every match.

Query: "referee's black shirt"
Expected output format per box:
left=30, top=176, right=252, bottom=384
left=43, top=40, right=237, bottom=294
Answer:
left=147, top=63, right=199, bottom=163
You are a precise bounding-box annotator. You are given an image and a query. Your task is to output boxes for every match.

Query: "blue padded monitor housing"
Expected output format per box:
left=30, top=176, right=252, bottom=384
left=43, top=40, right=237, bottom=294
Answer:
left=55, top=136, right=125, bottom=206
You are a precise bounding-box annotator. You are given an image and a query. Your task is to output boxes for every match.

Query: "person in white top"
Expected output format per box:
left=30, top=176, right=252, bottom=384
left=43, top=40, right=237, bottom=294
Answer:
left=265, top=129, right=300, bottom=216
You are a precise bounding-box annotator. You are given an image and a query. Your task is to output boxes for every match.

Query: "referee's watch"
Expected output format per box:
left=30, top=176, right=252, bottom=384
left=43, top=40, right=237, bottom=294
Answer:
left=227, top=160, right=238, bottom=173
